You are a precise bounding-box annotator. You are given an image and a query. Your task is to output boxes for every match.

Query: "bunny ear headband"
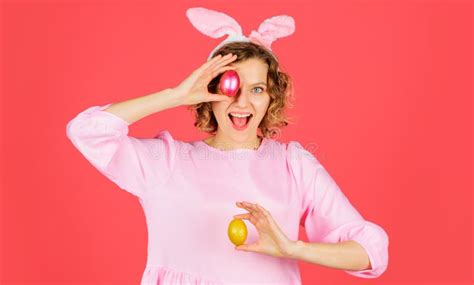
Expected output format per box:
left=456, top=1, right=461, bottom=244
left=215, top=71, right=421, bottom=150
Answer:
left=186, top=7, right=295, bottom=61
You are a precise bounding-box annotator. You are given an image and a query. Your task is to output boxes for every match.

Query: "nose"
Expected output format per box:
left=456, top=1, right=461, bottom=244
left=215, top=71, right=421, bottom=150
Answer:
left=232, top=88, right=251, bottom=107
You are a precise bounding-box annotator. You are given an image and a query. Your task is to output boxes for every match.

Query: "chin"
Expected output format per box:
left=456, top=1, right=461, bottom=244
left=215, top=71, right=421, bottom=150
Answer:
left=230, top=130, right=256, bottom=140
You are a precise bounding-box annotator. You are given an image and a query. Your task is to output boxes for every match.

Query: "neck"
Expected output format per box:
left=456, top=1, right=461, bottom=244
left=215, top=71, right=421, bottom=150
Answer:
left=205, top=132, right=262, bottom=151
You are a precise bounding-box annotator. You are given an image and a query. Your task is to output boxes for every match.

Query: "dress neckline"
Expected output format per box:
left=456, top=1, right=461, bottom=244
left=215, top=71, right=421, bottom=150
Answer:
left=196, top=136, right=268, bottom=154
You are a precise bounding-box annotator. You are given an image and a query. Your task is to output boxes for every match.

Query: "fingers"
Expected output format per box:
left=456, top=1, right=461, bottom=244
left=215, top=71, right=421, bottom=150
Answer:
left=206, top=94, right=232, bottom=103
left=233, top=213, right=252, bottom=220
left=207, top=53, right=237, bottom=73
left=195, top=53, right=236, bottom=82
left=256, top=204, right=271, bottom=219
left=200, top=54, right=223, bottom=70
left=235, top=242, right=259, bottom=252
left=237, top=201, right=260, bottom=212
left=233, top=212, right=260, bottom=226
left=235, top=201, right=268, bottom=226
left=208, top=53, right=234, bottom=68
left=211, top=54, right=237, bottom=71
left=210, top=66, right=237, bottom=80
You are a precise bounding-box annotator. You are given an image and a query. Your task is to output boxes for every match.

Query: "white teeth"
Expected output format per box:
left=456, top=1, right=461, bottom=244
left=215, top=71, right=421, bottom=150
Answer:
left=230, top=113, right=252, bottom=118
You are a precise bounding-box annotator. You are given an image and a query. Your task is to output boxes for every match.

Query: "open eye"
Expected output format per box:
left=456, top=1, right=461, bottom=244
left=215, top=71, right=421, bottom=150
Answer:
left=253, top=86, right=265, bottom=94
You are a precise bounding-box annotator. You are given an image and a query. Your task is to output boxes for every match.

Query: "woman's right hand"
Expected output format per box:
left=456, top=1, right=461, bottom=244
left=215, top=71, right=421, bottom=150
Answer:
left=172, top=53, right=238, bottom=106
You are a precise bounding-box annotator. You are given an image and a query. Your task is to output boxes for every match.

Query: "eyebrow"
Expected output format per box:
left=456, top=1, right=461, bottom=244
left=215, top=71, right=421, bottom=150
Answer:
left=250, top=82, right=267, bottom=87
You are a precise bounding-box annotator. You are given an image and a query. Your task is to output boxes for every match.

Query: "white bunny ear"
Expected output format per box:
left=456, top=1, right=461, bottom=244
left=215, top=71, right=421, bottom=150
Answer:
left=186, top=7, right=243, bottom=39
left=248, top=15, right=295, bottom=50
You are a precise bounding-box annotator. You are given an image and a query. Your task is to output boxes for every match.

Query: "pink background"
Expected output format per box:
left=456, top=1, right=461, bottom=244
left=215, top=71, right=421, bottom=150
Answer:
left=1, top=0, right=472, bottom=284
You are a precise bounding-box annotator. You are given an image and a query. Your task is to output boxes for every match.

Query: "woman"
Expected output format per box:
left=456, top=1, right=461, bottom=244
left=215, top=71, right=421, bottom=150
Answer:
left=66, top=40, right=389, bottom=284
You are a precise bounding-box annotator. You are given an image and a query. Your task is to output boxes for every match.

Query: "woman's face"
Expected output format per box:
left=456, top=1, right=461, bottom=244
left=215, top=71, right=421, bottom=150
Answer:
left=211, top=58, right=271, bottom=143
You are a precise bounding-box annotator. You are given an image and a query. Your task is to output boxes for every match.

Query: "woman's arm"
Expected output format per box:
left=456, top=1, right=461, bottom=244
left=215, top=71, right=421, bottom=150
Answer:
left=104, top=53, right=238, bottom=124
left=286, top=141, right=389, bottom=278
left=66, top=87, right=184, bottom=198
left=66, top=54, right=238, bottom=198
left=286, top=240, right=372, bottom=271
left=103, top=88, right=181, bottom=125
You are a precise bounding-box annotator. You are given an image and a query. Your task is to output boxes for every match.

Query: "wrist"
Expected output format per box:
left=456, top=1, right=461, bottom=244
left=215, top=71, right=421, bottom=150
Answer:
left=167, top=87, right=187, bottom=107
left=149, top=88, right=183, bottom=111
left=285, top=240, right=305, bottom=259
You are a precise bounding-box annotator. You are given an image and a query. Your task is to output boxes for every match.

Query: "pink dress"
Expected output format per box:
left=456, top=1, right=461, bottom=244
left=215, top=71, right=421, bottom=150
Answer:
left=66, top=103, right=389, bottom=284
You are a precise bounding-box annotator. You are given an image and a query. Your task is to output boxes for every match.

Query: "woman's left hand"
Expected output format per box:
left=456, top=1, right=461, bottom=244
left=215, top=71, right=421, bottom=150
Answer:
left=233, top=201, right=296, bottom=258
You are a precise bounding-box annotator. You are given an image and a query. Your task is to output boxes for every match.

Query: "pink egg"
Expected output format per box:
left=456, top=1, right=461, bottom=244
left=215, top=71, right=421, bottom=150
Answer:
left=219, top=70, right=240, bottom=97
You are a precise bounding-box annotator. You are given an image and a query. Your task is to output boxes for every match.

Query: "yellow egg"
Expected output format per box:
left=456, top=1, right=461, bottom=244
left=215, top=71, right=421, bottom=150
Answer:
left=228, top=218, right=247, bottom=246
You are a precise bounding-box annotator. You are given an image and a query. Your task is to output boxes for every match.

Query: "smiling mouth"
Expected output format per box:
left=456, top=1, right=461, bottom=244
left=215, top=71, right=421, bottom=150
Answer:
left=228, top=113, right=253, bottom=130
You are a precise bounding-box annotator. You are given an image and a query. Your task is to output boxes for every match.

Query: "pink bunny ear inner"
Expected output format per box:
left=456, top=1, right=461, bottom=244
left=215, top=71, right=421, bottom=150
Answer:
left=248, top=15, right=296, bottom=50
left=186, top=7, right=243, bottom=39
left=258, top=15, right=295, bottom=38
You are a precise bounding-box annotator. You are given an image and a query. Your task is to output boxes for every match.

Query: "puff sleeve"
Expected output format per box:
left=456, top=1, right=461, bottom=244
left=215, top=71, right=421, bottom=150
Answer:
left=287, top=141, right=389, bottom=278
left=66, top=103, right=176, bottom=199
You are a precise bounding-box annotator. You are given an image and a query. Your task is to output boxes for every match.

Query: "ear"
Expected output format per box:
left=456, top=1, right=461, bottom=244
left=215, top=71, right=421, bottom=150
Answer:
left=186, top=7, right=243, bottom=39
left=248, top=15, right=296, bottom=50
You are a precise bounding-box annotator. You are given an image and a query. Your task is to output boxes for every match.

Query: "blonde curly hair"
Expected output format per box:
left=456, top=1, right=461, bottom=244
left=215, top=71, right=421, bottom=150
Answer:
left=187, top=41, right=295, bottom=139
